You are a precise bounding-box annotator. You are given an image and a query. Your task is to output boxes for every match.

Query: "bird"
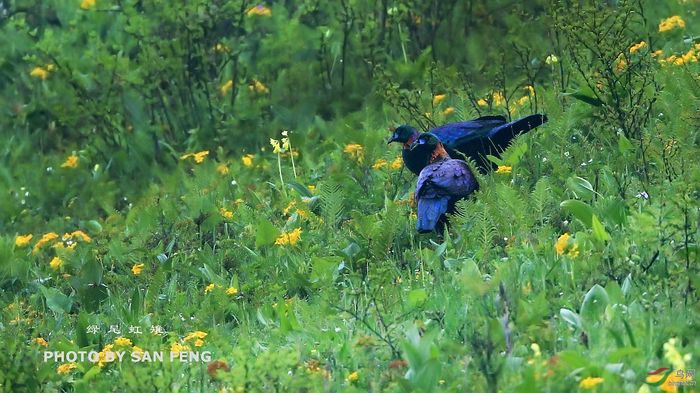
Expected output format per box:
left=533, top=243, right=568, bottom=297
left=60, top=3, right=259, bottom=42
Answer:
left=411, top=133, right=479, bottom=233
left=387, top=114, right=548, bottom=175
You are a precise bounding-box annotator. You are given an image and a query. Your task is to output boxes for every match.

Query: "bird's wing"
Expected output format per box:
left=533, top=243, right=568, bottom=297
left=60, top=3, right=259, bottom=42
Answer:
left=416, top=160, right=478, bottom=199
left=430, top=116, right=508, bottom=147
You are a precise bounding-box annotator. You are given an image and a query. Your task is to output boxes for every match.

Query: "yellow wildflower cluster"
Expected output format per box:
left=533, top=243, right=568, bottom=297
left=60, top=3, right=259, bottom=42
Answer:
left=660, top=44, right=700, bottom=66
left=658, top=16, right=685, bottom=33
left=63, top=230, right=92, bottom=243
left=346, top=371, right=360, bottom=383
left=390, top=156, right=403, bottom=170
left=33, top=232, right=59, bottom=253
left=15, top=234, right=33, bottom=247
left=579, top=377, right=604, bottom=389
left=220, top=80, right=233, bottom=95
left=226, top=286, right=238, bottom=295
left=629, top=41, right=647, bottom=54
left=80, top=0, right=96, bottom=10
left=220, top=207, right=234, bottom=219
left=343, top=144, right=364, bottom=162
left=96, top=344, right=115, bottom=367
left=270, top=134, right=291, bottom=154
left=306, top=359, right=332, bottom=379
left=30, top=64, right=56, bottom=80
left=184, top=331, right=207, bottom=347
left=664, top=337, right=691, bottom=370
left=57, top=362, right=77, bottom=375
left=495, top=165, right=512, bottom=174
left=61, top=154, right=79, bottom=169
left=114, top=337, right=133, bottom=347
left=372, top=159, right=388, bottom=170
left=217, top=163, right=230, bottom=175
left=432, top=94, right=446, bottom=106
left=49, top=256, right=63, bottom=270
left=275, top=227, right=302, bottom=246
left=35, top=337, right=49, bottom=347
left=555, top=233, right=579, bottom=257
left=545, top=54, right=559, bottom=65
left=213, top=43, right=230, bottom=53
left=170, top=341, right=190, bottom=355
left=180, top=150, right=209, bottom=164
left=615, top=56, right=627, bottom=72
left=249, top=79, right=269, bottom=94
left=242, top=154, right=254, bottom=167
left=442, top=107, right=455, bottom=116
left=492, top=91, right=505, bottom=106
left=132, top=345, right=144, bottom=355
left=204, top=283, right=221, bottom=294
left=132, top=263, right=145, bottom=276
left=247, top=5, right=272, bottom=16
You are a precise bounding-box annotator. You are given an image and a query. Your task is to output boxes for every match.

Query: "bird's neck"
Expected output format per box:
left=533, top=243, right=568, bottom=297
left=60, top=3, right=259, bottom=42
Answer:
left=402, top=132, right=419, bottom=149
left=429, top=143, right=450, bottom=164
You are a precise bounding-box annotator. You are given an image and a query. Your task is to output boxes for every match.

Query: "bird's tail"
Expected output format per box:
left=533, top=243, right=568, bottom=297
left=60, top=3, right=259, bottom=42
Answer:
left=489, top=114, right=548, bottom=149
left=416, top=197, right=449, bottom=233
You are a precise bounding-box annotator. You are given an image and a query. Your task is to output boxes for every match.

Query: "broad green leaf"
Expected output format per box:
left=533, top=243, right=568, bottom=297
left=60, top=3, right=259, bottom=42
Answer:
left=560, top=200, right=594, bottom=227
left=407, top=289, right=428, bottom=307
left=560, top=308, right=581, bottom=329
left=255, top=218, right=279, bottom=247
left=618, top=133, right=633, bottom=155
left=591, top=214, right=611, bottom=242
left=566, top=176, right=596, bottom=199
left=580, top=284, right=609, bottom=322
left=41, top=286, right=72, bottom=314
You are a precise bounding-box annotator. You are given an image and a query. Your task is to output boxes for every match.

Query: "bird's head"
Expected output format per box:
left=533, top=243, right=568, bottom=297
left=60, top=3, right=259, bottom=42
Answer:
left=387, top=125, right=418, bottom=146
left=410, top=133, right=449, bottom=163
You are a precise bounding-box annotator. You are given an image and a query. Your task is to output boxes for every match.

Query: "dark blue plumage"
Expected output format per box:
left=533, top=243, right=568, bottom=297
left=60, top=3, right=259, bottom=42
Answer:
left=411, top=133, right=479, bottom=233
left=388, top=114, right=547, bottom=175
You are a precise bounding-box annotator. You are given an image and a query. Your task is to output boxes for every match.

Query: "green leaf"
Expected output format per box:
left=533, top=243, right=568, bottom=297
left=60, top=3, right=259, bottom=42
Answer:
left=618, top=133, right=633, bottom=155
left=40, top=286, right=72, bottom=314
left=407, top=289, right=428, bottom=307
left=591, top=214, right=611, bottom=242
left=566, top=176, right=596, bottom=199
left=560, top=200, right=594, bottom=227
left=564, top=91, right=603, bottom=106
left=580, top=284, right=609, bottom=323
left=560, top=308, right=581, bottom=329
left=255, top=218, right=279, bottom=247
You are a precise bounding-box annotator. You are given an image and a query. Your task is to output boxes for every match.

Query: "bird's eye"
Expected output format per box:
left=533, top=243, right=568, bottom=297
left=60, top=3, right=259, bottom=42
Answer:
left=418, top=138, right=426, bottom=144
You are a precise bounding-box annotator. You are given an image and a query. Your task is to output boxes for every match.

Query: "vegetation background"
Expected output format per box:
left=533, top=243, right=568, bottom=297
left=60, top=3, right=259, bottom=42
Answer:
left=0, top=0, right=698, bottom=392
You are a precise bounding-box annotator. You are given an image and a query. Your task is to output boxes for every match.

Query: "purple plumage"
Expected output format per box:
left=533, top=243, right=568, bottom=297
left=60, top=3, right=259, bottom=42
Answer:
left=415, top=158, right=479, bottom=233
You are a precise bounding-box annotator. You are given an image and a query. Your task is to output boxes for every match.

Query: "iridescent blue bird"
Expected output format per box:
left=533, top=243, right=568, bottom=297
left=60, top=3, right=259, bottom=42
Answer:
left=388, top=114, right=547, bottom=174
left=411, top=133, right=479, bottom=233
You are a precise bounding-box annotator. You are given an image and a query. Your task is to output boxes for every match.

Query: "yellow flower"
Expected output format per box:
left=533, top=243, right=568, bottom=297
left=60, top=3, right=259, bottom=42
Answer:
left=545, top=54, right=559, bottom=65
left=346, top=371, right=360, bottom=382
left=517, top=95, right=530, bottom=106
left=530, top=343, right=541, bottom=357
left=477, top=98, right=488, bottom=106
left=343, top=144, right=364, bottom=161
left=495, top=165, right=512, bottom=174
left=80, top=0, right=96, bottom=10
left=651, top=50, right=663, bottom=58
left=275, top=227, right=302, bottom=246
left=194, top=151, right=209, bottom=163
left=283, top=201, right=296, bottom=215
left=270, top=138, right=283, bottom=153
left=220, top=208, right=233, bottom=219
left=132, top=346, right=144, bottom=355
left=70, top=230, right=92, bottom=242
left=35, top=337, right=49, bottom=347
left=555, top=233, right=571, bottom=255
left=579, top=377, right=604, bottom=389
left=390, top=156, right=403, bottom=170
left=194, top=339, right=204, bottom=347
left=442, top=107, right=455, bottom=116
left=432, top=94, right=446, bottom=106
left=30, top=67, right=49, bottom=80
left=15, top=234, right=33, bottom=247
left=307, top=185, right=316, bottom=192
left=247, top=4, right=272, bottom=16
left=249, top=79, right=269, bottom=94
left=57, top=362, right=77, bottom=375
left=61, top=154, right=79, bottom=169
left=629, top=41, right=647, bottom=54
left=217, top=163, right=229, bottom=175
left=114, top=337, right=132, bottom=347
left=49, top=257, right=63, bottom=270
left=214, top=43, right=230, bottom=53
left=96, top=344, right=114, bottom=367
left=492, top=91, right=505, bottom=106
left=372, top=159, right=387, bottom=170
left=663, top=337, right=687, bottom=370
left=33, top=232, right=59, bottom=253
left=226, top=287, right=238, bottom=295
left=568, top=243, right=580, bottom=258
left=242, top=154, right=254, bottom=167
left=220, top=80, right=233, bottom=95
left=615, top=56, right=627, bottom=72
left=183, top=331, right=208, bottom=343
left=658, top=16, right=685, bottom=33
left=131, top=263, right=145, bottom=276
left=170, top=341, right=189, bottom=355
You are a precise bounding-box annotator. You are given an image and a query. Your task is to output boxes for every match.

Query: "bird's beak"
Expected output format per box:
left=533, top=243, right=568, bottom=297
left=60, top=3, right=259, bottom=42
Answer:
left=387, top=135, right=397, bottom=144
